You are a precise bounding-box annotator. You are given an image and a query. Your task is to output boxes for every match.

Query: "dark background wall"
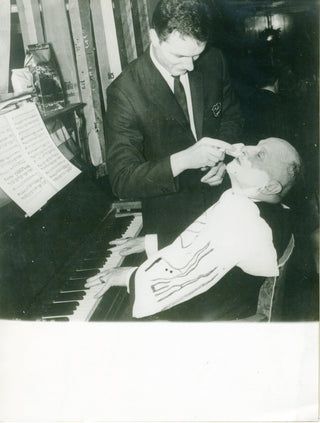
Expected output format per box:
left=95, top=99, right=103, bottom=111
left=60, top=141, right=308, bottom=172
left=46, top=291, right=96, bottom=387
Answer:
left=208, top=0, right=319, bottom=321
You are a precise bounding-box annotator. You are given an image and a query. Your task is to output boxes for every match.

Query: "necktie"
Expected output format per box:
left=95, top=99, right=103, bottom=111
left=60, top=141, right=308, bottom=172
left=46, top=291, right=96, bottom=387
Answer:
left=173, top=76, right=189, bottom=123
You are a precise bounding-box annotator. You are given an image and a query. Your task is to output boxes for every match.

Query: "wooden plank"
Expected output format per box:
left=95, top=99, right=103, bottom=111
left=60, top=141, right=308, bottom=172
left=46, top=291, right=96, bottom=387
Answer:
left=16, top=0, right=44, bottom=51
left=146, top=0, right=158, bottom=24
left=68, top=0, right=104, bottom=166
left=40, top=0, right=81, bottom=104
left=130, top=0, right=144, bottom=57
left=112, top=0, right=129, bottom=68
left=90, top=0, right=122, bottom=110
left=0, top=0, right=11, bottom=93
left=136, top=0, right=151, bottom=52
left=118, top=0, right=137, bottom=63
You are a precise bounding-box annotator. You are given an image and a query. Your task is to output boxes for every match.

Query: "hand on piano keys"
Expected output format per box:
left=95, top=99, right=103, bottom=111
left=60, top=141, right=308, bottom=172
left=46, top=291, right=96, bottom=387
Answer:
left=109, top=236, right=145, bottom=256
left=39, top=213, right=143, bottom=321
left=85, top=267, right=135, bottom=298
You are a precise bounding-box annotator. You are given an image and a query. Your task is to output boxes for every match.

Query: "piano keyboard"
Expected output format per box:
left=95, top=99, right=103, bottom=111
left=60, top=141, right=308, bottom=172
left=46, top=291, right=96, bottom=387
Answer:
left=40, top=213, right=143, bottom=321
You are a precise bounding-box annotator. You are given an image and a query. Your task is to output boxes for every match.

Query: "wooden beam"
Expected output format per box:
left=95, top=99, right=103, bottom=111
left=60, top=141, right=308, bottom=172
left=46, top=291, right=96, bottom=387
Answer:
left=16, top=0, right=44, bottom=51
left=136, top=0, right=151, bottom=52
left=68, top=0, right=104, bottom=166
left=90, top=0, right=122, bottom=110
left=118, top=0, right=137, bottom=63
left=130, top=0, right=144, bottom=57
left=112, top=0, right=129, bottom=68
left=40, top=0, right=81, bottom=104
left=0, top=0, right=11, bottom=93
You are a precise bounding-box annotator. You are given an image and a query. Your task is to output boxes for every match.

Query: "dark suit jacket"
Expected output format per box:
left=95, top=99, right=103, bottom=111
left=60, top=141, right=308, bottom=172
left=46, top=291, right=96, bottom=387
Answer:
left=106, top=46, right=243, bottom=246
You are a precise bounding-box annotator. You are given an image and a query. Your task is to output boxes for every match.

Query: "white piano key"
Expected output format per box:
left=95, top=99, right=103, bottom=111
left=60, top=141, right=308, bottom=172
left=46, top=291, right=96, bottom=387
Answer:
left=42, top=214, right=143, bottom=321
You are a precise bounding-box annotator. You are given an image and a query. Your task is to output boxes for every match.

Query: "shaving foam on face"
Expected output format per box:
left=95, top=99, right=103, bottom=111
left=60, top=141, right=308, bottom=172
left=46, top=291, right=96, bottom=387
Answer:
left=225, top=143, right=245, bottom=158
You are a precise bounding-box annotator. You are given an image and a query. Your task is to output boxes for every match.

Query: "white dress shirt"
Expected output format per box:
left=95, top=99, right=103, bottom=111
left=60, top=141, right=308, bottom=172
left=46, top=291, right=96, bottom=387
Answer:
left=150, top=45, right=198, bottom=140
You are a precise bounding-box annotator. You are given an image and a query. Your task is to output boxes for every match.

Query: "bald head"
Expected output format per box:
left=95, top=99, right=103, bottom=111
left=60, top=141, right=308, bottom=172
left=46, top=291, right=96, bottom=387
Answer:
left=258, top=138, right=301, bottom=198
left=226, top=137, right=302, bottom=202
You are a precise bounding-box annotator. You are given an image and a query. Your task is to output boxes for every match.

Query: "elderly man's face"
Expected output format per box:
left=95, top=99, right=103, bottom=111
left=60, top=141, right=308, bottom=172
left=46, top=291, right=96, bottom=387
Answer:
left=226, top=138, right=289, bottom=192
left=150, top=30, right=206, bottom=76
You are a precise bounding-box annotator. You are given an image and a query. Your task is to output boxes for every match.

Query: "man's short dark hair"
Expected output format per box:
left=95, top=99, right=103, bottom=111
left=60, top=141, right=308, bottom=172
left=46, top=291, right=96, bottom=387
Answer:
left=152, top=0, right=212, bottom=42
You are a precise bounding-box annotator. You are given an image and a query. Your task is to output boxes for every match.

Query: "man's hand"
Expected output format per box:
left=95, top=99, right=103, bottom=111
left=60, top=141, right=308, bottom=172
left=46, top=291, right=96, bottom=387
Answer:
left=170, top=138, right=232, bottom=177
left=200, top=162, right=226, bottom=186
left=85, top=267, right=133, bottom=298
left=109, top=236, right=145, bottom=256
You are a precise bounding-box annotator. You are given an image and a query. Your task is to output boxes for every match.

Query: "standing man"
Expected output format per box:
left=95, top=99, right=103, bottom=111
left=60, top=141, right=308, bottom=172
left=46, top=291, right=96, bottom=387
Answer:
left=106, top=0, right=243, bottom=247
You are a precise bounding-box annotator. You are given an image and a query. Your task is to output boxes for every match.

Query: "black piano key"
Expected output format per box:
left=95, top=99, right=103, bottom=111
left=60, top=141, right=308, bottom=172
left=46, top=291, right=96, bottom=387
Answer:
left=76, top=258, right=105, bottom=267
left=41, top=301, right=80, bottom=317
left=82, top=249, right=112, bottom=260
left=70, top=268, right=100, bottom=278
left=77, top=253, right=110, bottom=265
left=86, top=218, right=131, bottom=246
left=81, top=216, right=136, bottom=265
left=68, top=276, right=89, bottom=281
left=62, top=279, right=88, bottom=290
left=30, top=214, right=139, bottom=320
left=101, top=219, right=132, bottom=241
left=54, top=291, right=85, bottom=302
left=72, top=251, right=112, bottom=275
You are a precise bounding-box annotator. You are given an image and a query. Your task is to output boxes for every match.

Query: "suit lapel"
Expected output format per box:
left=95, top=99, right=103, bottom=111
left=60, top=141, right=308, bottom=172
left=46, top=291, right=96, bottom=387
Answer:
left=189, top=70, right=204, bottom=139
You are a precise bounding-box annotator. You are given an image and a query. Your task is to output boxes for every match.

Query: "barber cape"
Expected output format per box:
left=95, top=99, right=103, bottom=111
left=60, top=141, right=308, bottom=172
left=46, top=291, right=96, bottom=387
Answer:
left=133, top=189, right=279, bottom=318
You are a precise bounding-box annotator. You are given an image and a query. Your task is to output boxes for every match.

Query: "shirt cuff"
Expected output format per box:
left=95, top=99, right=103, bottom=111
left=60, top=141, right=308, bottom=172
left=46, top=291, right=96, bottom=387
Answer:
left=145, top=234, right=158, bottom=258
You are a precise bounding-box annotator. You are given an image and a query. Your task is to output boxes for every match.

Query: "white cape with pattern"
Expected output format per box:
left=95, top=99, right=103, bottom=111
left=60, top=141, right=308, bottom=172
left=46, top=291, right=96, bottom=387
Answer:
left=133, top=189, right=279, bottom=318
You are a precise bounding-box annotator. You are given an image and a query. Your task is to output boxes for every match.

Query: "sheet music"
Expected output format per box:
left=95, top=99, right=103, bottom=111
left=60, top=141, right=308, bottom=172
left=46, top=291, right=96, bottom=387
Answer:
left=0, top=102, right=81, bottom=216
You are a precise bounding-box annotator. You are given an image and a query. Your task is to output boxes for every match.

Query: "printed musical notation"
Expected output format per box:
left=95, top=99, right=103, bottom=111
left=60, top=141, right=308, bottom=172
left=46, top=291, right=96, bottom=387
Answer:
left=0, top=102, right=81, bottom=216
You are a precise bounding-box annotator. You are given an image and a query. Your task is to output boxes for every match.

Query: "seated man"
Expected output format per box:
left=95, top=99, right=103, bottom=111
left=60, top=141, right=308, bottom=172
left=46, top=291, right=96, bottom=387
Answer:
left=86, top=138, right=301, bottom=320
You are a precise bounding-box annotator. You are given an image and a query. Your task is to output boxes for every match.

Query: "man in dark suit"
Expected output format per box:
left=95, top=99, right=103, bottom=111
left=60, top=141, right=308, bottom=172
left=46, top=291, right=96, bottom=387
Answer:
left=106, top=0, right=243, bottom=247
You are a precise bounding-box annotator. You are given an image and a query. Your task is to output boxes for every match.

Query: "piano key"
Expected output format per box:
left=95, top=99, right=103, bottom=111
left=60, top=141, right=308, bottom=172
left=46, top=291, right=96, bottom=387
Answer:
left=53, top=291, right=86, bottom=301
left=41, top=301, right=80, bottom=317
left=62, top=214, right=143, bottom=321
left=70, top=268, right=100, bottom=277
left=75, top=258, right=106, bottom=267
left=38, top=214, right=142, bottom=321
left=64, top=282, right=89, bottom=292
left=40, top=214, right=142, bottom=321
left=62, top=280, right=88, bottom=290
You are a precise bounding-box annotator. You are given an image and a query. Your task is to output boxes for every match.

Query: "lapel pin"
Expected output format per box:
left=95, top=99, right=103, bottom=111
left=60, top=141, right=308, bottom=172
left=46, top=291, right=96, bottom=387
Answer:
left=211, top=102, right=222, bottom=117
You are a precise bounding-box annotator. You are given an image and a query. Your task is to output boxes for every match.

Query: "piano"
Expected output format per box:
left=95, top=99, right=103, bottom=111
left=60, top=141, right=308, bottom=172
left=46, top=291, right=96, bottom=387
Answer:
left=0, top=171, right=143, bottom=321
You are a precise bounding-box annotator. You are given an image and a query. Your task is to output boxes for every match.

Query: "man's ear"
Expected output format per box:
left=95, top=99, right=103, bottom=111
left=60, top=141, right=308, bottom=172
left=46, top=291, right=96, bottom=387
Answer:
left=149, top=29, right=159, bottom=46
left=259, top=180, right=282, bottom=196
